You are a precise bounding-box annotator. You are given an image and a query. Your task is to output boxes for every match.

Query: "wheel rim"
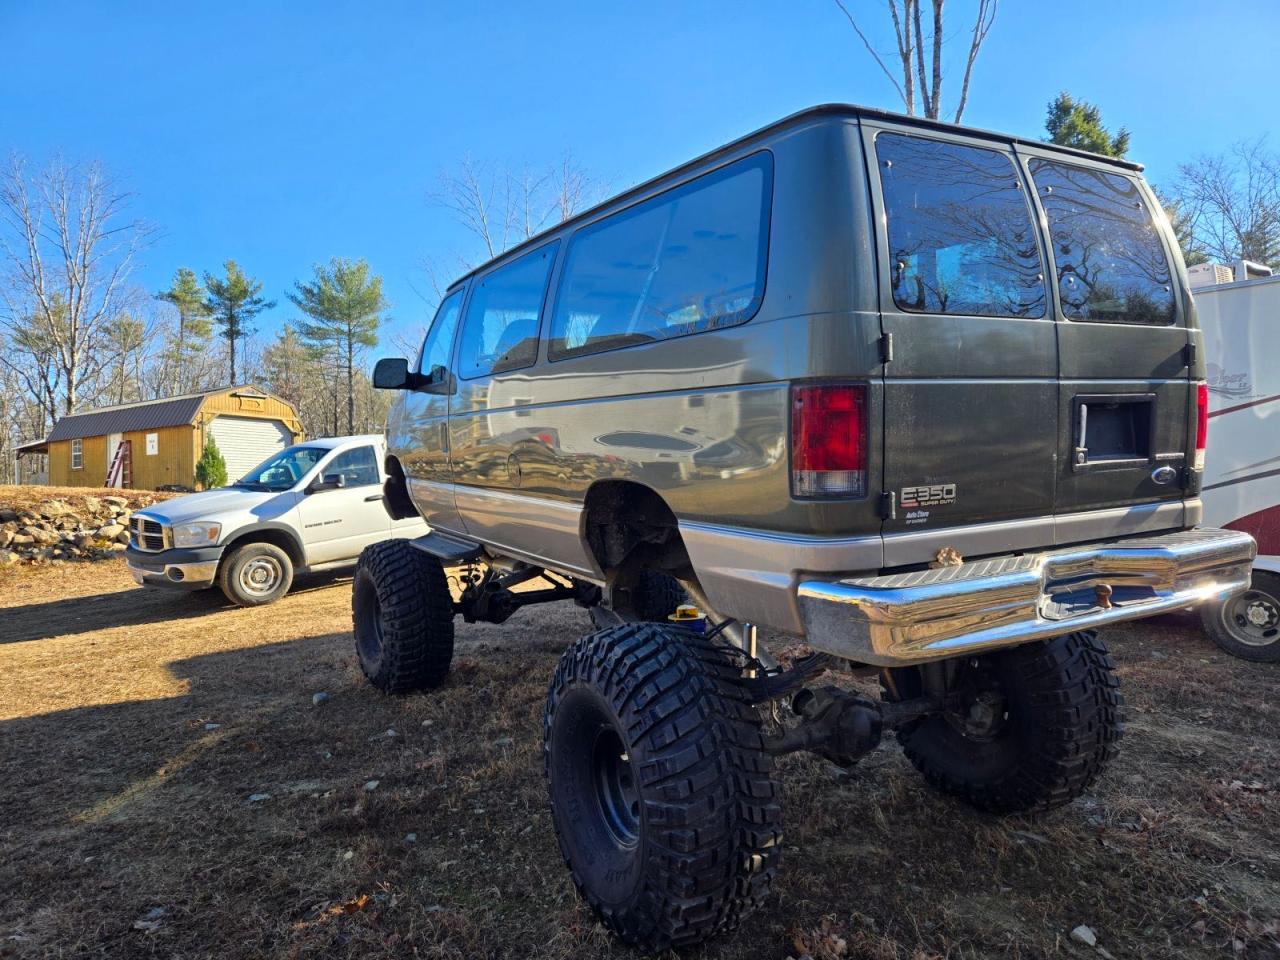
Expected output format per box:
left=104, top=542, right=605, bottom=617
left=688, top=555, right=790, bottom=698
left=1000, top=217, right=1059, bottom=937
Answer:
left=592, top=726, right=641, bottom=848
left=942, top=659, right=1009, bottom=742
left=239, top=556, right=283, bottom=597
left=353, top=576, right=385, bottom=664
left=1222, top=589, right=1280, bottom=647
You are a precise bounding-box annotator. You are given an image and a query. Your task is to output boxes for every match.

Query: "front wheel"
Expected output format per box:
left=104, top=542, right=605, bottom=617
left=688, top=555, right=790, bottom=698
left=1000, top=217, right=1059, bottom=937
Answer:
left=887, top=630, right=1125, bottom=814
left=1200, top=571, right=1280, bottom=662
left=219, top=541, right=294, bottom=606
left=544, top=623, right=781, bottom=951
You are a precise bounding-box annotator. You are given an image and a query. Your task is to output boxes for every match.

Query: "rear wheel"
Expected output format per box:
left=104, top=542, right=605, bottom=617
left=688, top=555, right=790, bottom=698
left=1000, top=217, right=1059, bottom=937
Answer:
left=632, top=569, right=689, bottom=622
left=352, top=539, right=454, bottom=693
left=1201, top=572, right=1280, bottom=662
left=886, top=630, right=1124, bottom=814
left=219, top=541, right=294, bottom=606
left=544, top=623, right=781, bottom=951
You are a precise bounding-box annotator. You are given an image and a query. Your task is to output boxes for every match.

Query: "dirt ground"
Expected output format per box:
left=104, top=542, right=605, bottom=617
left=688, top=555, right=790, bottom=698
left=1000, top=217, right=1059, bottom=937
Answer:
left=1, top=560, right=1277, bottom=960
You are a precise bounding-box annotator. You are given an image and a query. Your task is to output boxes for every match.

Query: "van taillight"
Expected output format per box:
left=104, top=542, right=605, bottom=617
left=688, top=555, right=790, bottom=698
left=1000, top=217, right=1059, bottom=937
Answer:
left=1195, top=381, right=1209, bottom=470
left=791, top=383, right=868, bottom=498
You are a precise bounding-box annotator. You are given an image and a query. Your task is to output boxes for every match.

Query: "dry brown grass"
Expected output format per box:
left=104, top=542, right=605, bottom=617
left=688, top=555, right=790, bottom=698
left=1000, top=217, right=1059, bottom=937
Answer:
left=1, top=562, right=1277, bottom=959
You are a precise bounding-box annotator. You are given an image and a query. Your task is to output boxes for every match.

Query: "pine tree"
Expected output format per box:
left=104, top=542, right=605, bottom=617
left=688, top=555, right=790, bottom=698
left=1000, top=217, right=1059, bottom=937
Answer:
left=195, top=436, right=228, bottom=489
left=203, top=261, right=275, bottom=384
left=289, top=258, right=386, bottom=435
left=156, top=268, right=212, bottom=393
left=1045, top=92, right=1130, bottom=158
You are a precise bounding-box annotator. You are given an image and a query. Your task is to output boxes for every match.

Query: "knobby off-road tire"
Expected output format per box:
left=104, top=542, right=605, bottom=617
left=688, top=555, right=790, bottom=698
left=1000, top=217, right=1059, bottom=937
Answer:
left=632, top=569, right=690, bottom=622
left=352, top=539, right=454, bottom=693
left=1200, top=571, right=1280, bottom=662
left=219, top=541, right=294, bottom=606
left=544, top=623, right=781, bottom=951
left=889, top=630, right=1125, bottom=814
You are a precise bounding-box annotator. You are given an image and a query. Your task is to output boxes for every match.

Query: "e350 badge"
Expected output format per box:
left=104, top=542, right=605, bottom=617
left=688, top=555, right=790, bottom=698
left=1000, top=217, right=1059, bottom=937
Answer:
left=901, top=483, right=957, bottom=509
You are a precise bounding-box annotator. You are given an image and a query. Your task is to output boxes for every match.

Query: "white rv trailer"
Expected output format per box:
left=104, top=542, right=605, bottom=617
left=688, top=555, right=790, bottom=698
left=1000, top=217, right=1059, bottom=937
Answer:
left=1195, top=270, right=1280, bottom=660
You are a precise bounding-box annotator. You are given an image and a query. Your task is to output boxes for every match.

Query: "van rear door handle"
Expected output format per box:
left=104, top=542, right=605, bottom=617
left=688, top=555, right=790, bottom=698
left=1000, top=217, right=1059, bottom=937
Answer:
left=365, top=494, right=383, bottom=502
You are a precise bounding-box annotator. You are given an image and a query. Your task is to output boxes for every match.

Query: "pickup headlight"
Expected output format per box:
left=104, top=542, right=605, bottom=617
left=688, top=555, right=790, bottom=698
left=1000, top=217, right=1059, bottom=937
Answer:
left=172, top=521, right=222, bottom=548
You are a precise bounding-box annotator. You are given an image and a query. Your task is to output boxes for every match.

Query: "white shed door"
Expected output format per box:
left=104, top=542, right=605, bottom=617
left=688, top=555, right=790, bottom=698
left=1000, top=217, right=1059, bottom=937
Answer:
left=208, top=416, right=293, bottom=482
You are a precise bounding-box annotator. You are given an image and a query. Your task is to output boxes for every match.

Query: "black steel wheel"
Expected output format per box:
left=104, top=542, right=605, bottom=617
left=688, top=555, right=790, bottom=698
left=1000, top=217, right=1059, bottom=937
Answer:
left=544, top=622, right=781, bottom=951
left=631, top=569, right=690, bottom=622
left=1201, top=571, right=1280, bottom=662
left=351, top=539, right=454, bottom=693
left=886, top=630, right=1125, bottom=814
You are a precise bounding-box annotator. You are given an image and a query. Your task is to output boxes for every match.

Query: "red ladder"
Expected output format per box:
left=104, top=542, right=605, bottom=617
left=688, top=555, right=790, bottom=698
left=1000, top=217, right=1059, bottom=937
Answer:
left=105, top=439, right=132, bottom=488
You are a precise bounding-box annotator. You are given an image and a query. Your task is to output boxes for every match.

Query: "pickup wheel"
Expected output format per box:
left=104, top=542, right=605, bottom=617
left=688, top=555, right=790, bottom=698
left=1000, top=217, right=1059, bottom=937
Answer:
left=352, top=539, right=454, bottom=693
left=544, top=623, right=781, bottom=951
left=887, top=630, right=1125, bottom=814
left=1200, top=572, right=1280, bottom=662
left=632, top=569, right=689, bottom=622
left=219, top=542, right=294, bottom=606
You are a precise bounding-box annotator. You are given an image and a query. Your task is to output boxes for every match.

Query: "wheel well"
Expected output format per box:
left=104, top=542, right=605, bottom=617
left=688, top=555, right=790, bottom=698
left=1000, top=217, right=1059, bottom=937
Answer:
left=383, top=455, right=420, bottom=521
left=581, top=481, right=692, bottom=589
left=221, top=527, right=305, bottom=569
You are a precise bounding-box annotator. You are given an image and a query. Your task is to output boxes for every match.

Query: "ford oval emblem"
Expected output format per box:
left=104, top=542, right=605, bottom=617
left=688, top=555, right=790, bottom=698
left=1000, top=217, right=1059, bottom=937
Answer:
left=1151, top=465, right=1177, bottom=485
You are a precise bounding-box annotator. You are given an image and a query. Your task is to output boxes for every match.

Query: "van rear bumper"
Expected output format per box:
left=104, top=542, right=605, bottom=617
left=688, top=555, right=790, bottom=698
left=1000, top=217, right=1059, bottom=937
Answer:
left=796, top=527, right=1256, bottom=666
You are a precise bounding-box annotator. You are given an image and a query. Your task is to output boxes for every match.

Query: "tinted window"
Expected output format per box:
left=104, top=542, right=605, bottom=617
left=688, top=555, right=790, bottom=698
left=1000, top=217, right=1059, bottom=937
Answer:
left=418, top=288, right=464, bottom=374
left=457, top=244, right=558, bottom=379
left=877, top=134, right=1045, bottom=318
left=549, top=153, right=771, bottom=360
left=324, top=445, right=380, bottom=487
left=1029, top=160, right=1175, bottom=324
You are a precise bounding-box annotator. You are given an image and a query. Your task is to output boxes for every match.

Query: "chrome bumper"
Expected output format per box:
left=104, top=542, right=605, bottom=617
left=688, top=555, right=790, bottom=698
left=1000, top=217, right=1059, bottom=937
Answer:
left=797, top=527, right=1256, bottom=666
left=127, top=559, right=220, bottom=589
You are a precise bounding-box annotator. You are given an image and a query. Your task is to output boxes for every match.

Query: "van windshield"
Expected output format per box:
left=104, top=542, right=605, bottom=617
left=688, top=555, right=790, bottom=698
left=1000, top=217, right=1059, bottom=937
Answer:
left=233, top=446, right=326, bottom=490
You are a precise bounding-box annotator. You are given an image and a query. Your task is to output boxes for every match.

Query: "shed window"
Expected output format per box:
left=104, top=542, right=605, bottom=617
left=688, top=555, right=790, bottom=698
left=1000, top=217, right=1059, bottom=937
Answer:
left=71, top=438, right=83, bottom=470
left=146, top=433, right=159, bottom=456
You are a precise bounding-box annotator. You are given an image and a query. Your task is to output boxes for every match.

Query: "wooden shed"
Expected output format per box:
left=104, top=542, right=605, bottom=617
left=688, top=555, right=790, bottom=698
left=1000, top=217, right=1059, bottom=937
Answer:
left=45, top=385, right=304, bottom=489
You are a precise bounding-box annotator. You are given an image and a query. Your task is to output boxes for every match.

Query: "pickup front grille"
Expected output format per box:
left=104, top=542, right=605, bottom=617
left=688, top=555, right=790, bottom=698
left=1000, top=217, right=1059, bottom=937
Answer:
left=130, top=516, right=167, bottom=552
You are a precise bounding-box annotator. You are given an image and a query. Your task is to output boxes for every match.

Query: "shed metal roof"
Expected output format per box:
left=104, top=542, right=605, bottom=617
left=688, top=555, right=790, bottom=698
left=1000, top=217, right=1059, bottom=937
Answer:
left=47, top=385, right=276, bottom=443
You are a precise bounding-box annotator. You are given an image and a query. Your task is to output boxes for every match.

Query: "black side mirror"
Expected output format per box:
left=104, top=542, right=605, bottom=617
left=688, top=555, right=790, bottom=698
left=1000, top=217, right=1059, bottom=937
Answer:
left=308, top=473, right=347, bottom=494
left=373, top=357, right=412, bottom=390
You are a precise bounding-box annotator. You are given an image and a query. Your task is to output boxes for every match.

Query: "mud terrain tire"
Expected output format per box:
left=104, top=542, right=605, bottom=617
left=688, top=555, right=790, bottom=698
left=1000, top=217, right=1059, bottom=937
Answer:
left=889, top=630, right=1124, bottom=814
left=352, top=539, right=454, bottom=693
left=544, top=622, right=781, bottom=951
left=632, top=569, right=689, bottom=622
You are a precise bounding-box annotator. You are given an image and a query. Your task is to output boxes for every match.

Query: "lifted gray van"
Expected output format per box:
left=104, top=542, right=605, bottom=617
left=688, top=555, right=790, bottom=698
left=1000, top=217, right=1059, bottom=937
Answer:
left=360, top=105, right=1255, bottom=950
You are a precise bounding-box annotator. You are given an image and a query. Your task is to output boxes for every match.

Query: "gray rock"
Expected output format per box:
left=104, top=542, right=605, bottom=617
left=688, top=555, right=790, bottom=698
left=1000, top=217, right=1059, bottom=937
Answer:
left=115, top=530, right=131, bottom=544
left=204, top=722, right=222, bottom=731
left=405, top=832, right=418, bottom=843
left=363, top=780, right=380, bottom=791
left=1, top=551, right=19, bottom=565
left=492, top=736, right=514, bottom=748
left=0, top=529, right=12, bottom=549
left=102, top=496, right=129, bottom=507
left=80, top=496, right=102, bottom=514
left=38, top=499, right=72, bottom=518
left=248, top=793, right=271, bottom=803
left=0, top=509, right=18, bottom=522
left=96, top=523, right=125, bottom=539
left=312, top=692, right=330, bottom=706
left=108, top=542, right=127, bottom=552
left=1070, top=925, right=1098, bottom=948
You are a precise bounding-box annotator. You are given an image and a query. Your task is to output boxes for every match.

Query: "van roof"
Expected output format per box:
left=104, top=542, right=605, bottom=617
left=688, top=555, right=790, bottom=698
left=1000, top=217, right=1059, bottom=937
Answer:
left=447, top=103, right=1144, bottom=290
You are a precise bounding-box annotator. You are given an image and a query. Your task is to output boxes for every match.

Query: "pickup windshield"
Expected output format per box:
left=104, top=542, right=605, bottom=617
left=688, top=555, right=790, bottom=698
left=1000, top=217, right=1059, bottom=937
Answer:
left=233, top=446, right=326, bottom=491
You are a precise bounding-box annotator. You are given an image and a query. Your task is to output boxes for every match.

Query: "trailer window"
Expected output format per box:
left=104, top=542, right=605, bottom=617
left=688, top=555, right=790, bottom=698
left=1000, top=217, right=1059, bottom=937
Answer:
left=877, top=133, right=1046, bottom=318
left=548, top=152, right=771, bottom=360
left=1029, top=160, right=1176, bottom=325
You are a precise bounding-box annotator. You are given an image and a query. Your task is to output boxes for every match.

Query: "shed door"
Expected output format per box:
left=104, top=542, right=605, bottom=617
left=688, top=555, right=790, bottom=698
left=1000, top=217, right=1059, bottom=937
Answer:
left=209, top=416, right=293, bottom=483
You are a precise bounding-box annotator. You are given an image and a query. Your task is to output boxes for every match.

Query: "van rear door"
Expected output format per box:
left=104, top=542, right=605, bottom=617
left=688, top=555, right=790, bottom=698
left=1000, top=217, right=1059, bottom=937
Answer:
left=1019, top=151, right=1194, bottom=539
left=861, top=122, right=1059, bottom=566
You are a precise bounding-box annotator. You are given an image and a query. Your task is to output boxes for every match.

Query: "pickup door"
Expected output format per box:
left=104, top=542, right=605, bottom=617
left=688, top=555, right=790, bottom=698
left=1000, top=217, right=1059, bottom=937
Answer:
left=295, top=443, right=389, bottom=564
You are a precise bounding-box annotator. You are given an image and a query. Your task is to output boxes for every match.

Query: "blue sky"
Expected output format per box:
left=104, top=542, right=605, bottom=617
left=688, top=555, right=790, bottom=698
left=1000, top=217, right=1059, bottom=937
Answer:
left=3, top=0, right=1277, bottom=355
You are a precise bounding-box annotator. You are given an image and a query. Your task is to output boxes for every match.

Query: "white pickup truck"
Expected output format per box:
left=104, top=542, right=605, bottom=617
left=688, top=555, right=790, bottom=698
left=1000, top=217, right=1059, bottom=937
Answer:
left=125, top=434, right=427, bottom=605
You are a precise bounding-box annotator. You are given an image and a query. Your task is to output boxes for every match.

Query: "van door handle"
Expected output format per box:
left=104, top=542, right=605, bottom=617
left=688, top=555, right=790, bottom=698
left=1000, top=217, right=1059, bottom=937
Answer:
left=440, top=422, right=449, bottom=452
left=365, top=494, right=383, bottom=502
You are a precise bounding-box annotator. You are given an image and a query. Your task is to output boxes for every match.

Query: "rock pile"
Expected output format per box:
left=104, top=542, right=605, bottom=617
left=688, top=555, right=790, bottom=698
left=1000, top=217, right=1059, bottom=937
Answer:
left=0, top=495, right=147, bottom=565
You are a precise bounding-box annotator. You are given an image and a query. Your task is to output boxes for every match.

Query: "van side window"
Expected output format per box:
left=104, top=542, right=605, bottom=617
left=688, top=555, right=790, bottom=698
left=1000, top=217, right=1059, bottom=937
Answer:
left=548, top=152, right=771, bottom=361
left=417, top=288, right=465, bottom=375
left=1028, top=160, right=1176, bottom=325
left=457, top=243, right=558, bottom=379
left=877, top=134, right=1046, bottom=318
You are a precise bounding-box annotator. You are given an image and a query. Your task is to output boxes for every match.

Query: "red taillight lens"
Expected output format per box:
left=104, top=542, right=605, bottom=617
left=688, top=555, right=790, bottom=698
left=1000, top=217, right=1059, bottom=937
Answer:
left=791, top=383, right=868, bottom=498
left=1195, top=381, right=1209, bottom=469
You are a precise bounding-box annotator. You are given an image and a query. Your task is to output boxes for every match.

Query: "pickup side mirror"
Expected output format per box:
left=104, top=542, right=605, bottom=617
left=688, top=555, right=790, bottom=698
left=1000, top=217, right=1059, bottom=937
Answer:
left=308, top=473, right=347, bottom=494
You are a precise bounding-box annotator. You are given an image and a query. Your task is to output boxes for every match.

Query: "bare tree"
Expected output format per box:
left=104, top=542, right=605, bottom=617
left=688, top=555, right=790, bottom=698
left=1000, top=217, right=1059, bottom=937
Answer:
left=832, top=0, right=998, bottom=123
left=1172, top=138, right=1280, bottom=267
left=0, top=155, right=151, bottom=415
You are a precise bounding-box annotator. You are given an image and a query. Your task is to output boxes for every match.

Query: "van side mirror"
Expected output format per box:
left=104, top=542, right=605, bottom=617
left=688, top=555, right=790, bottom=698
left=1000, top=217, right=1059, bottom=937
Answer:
left=373, top=357, right=413, bottom=390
